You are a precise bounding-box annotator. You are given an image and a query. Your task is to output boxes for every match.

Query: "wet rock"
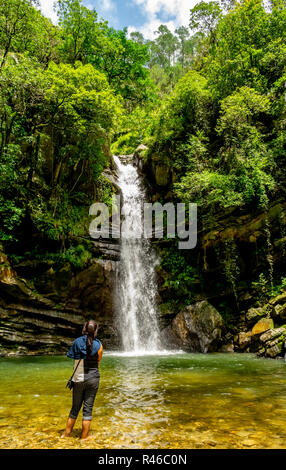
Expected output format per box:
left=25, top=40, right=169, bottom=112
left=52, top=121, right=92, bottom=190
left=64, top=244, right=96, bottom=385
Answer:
left=133, top=144, right=148, bottom=171
left=91, top=241, right=120, bottom=261
left=33, top=264, right=73, bottom=302
left=69, top=259, right=116, bottom=315
left=163, top=301, right=224, bottom=352
left=251, top=318, right=274, bottom=336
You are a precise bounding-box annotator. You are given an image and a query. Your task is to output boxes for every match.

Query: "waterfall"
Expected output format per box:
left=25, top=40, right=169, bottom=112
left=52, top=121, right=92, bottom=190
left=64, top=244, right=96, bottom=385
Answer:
left=113, top=155, right=162, bottom=353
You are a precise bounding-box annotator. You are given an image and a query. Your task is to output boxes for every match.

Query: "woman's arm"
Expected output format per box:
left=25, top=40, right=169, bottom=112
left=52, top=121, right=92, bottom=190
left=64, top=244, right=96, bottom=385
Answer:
left=98, top=344, right=103, bottom=363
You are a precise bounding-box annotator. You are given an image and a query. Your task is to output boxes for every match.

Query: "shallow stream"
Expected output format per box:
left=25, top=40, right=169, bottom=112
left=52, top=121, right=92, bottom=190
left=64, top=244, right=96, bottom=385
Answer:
left=0, top=352, right=285, bottom=448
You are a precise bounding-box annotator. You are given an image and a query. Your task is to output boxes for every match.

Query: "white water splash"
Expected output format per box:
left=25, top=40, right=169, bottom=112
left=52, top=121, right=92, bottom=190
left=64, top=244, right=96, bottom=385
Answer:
left=113, top=155, right=162, bottom=353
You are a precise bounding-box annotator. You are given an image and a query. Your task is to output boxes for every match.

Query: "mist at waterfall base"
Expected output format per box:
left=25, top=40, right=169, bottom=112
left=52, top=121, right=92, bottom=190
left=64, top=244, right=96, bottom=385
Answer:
left=113, top=155, right=176, bottom=356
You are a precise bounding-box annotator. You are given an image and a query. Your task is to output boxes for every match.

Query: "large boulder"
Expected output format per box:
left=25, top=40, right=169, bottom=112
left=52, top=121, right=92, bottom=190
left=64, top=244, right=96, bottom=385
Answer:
left=259, top=327, right=286, bottom=344
left=163, top=301, right=224, bottom=352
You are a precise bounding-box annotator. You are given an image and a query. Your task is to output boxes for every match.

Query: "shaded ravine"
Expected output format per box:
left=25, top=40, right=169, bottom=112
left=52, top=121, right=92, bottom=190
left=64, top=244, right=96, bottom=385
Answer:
left=113, top=156, right=162, bottom=353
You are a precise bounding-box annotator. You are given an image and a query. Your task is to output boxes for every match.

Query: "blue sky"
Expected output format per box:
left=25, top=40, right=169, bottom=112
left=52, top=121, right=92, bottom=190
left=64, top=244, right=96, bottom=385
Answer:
left=39, top=0, right=204, bottom=39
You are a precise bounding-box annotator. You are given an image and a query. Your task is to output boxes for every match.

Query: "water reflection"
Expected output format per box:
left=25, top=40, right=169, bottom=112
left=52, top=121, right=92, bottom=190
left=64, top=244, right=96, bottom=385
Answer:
left=0, top=353, right=286, bottom=448
left=101, top=355, right=167, bottom=446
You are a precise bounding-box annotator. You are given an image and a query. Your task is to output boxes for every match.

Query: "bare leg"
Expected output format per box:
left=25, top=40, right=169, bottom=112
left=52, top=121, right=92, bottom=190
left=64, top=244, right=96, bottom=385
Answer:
left=61, top=417, right=76, bottom=438
left=81, top=420, right=92, bottom=439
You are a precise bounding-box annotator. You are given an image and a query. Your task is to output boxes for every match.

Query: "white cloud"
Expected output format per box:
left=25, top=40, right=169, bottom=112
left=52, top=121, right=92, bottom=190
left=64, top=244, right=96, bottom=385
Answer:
left=100, top=0, right=116, bottom=12
left=128, top=0, right=208, bottom=39
left=95, top=0, right=118, bottom=26
left=39, top=0, right=58, bottom=23
left=128, top=18, right=177, bottom=40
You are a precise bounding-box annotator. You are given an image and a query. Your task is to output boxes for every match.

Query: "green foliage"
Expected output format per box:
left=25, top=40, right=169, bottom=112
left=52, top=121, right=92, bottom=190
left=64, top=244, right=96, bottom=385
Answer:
left=251, top=271, right=286, bottom=304
left=112, top=105, right=155, bottom=155
left=149, top=25, right=179, bottom=69
left=189, top=1, right=222, bottom=34
left=61, top=243, right=92, bottom=268
left=56, top=0, right=102, bottom=64
left=174, top=86, right=275, bottom=211
left=175, top=171, right=244, bottom=209
left=57, top=1, right=152, bottom=109
left=160, top=247, right=200, bottom=303
left=0, top=0, right=60, bottom=67
left=0, top=144, right=26, bottom=240
left=9, top=242, right=93, bottom=270
left=111, top=132, right=139, bottom=156
left=0, top=52, right=122, bottom=242
left=148, top=70, right=212, bottom=163
left=280, top=277, right=286, bottom=291
left=252, top=272, right=272, bottom=303
left=205, top=0, right=285, bottom=99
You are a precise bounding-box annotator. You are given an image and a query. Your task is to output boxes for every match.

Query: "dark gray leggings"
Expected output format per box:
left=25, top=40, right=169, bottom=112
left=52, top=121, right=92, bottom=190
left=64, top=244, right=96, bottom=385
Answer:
left=69, top=377, right=100, bottom=421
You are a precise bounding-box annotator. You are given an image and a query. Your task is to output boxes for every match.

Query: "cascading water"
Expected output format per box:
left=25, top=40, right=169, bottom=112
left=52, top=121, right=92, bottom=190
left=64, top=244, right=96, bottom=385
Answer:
left=113, top=155, right=162, bottom=353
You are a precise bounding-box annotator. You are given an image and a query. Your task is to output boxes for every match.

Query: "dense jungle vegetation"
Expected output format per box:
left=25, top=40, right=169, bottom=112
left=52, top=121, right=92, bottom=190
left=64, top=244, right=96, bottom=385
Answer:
left=0, top=0, right=286, bottom=317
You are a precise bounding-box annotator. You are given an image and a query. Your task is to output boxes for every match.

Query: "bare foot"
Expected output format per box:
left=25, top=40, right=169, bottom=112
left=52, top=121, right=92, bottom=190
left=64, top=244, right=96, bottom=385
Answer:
left=61, top=432, right=71, bottom=438
left=80, top=435, right=93, bottom=441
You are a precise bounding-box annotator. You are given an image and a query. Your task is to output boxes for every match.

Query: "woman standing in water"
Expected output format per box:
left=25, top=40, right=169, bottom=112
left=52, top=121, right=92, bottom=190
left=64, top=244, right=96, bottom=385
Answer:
left=62, top=320, right=103, bottom=440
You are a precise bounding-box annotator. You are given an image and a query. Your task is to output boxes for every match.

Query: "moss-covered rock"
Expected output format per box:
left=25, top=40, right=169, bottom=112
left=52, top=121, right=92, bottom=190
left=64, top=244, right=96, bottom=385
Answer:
left=246, top=307, right=265, bottom=324
left=260, top=327, right=286, bottom=344
left=265, top=341, right=284, bottom=358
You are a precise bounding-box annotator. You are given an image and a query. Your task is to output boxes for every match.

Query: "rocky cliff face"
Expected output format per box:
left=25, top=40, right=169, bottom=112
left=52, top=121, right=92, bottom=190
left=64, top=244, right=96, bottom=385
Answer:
left=0, top=247, right=119, bottom=356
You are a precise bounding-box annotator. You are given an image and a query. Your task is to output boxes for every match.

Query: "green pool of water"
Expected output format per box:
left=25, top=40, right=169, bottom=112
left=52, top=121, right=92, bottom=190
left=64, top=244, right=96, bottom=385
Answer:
left=0, top=352, right=286, bottom=449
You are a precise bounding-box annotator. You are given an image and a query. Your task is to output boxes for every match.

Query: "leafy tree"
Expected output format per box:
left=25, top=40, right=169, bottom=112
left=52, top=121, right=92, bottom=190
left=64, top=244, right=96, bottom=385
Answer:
left=0, top=55, right=122, bottom=242
left=99, top=28, right=151, bottom=108
left=205, top=0, right=274, bottom=98
left=148, top=70, right=212, bottom=175
left=57, top=1, right=151, bottom=109
left=189, top=1, right=222, bottom=35
left=175, top=26, right=196, bottom=70
left=129, top=31, right=145, bottom=45
left=149, top=25, right=178, bottom=68
left=0, top=0, right=39, bottom=69
left=56, top=0, right=105, bottom=64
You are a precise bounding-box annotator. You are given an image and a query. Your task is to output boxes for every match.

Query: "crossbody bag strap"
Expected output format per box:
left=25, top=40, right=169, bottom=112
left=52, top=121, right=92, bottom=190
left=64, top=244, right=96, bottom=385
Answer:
left=69, top=358, right=82, bottom=381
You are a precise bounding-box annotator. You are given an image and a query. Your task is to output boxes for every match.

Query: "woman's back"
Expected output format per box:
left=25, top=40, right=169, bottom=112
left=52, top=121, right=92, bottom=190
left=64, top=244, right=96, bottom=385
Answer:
left=67, top=335, right=103, bottom=382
